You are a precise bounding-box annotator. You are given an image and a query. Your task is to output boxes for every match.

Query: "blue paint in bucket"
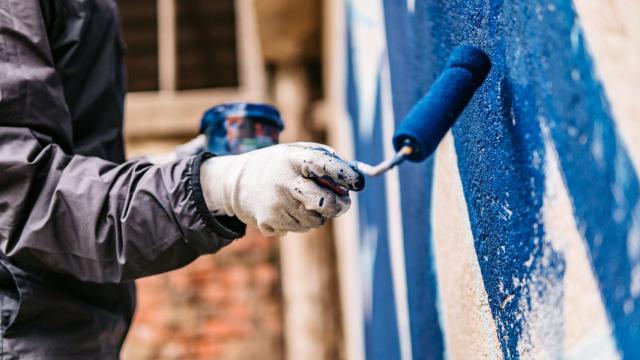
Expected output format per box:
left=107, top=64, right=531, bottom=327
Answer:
left=200, top=102, right=285, bottom=155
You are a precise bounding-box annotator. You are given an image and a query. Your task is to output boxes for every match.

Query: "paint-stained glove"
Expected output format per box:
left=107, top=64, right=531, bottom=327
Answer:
left=200, top=142, right=365, bottom=235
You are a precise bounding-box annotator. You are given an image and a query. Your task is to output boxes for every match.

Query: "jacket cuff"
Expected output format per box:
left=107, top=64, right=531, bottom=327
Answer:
left=188, top=152, right=246, bottom=247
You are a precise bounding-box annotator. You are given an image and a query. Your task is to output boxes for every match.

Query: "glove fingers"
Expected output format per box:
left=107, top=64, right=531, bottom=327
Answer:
left=257, top=224, right=286, bottom=237
left=256, top=181, right=339, bottom=235
left=289, top=177, right=351, bottom=219
left=282, top=205, right=326, bottom=232
left=256, top=207, right=317, bottom=235
left=287, top=200, right=328, bottom=229
left=288, top=143, right=365, bottom=192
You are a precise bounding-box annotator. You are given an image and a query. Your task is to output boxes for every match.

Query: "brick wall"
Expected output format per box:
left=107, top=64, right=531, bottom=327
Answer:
left=121, top=169, right=283, bottom=359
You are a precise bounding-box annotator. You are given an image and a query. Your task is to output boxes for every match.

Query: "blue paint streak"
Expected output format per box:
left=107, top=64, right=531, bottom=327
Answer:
left=411, top=0, right=639, bottom=357
left=384, top=1, right=444, bottom=359
left=416, top=1, right=569, bottom=358
left=347, top=0, right=640, bottom=358
left=532, top=2, right=640, bottom=357
left=346, top=14, right=401, bottom=359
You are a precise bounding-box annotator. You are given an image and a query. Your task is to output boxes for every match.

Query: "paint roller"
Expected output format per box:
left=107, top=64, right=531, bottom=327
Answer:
left=310, top=45, right=490, bottom=193
left=358, top=45, right=491, bottom=175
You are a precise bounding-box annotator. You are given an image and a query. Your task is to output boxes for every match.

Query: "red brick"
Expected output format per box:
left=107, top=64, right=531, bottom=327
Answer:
left=124, top=231, right=283, bottom=359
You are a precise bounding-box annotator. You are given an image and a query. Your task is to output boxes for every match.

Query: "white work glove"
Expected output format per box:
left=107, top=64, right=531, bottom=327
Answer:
left=200, top=142, right=365, bottom=236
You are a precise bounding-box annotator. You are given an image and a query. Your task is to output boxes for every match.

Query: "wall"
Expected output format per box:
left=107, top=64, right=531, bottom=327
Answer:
left=337, top=0, right=640, bottom=359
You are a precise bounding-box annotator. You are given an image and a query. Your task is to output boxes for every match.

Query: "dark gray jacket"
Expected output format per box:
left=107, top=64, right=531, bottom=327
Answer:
left=0, top=0, right=245, bottom=358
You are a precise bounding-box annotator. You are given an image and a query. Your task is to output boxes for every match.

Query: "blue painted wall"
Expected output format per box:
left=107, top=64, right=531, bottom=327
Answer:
left=345, top=0, right=639, bottom=358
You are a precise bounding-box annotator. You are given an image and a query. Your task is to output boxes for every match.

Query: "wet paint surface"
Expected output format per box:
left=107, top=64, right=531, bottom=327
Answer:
left=347, top=66, right=401, bottom=358
left=383, top=2, right=444, bottom=359
left=346, top=0, right=639, bottom=358
left=421, top=1, right=563, bottom=357
left=536, top=3, right=640, bottom=356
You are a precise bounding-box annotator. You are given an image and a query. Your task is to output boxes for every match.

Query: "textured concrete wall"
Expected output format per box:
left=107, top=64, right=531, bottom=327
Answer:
left=340, top=0, right=640, bottom=359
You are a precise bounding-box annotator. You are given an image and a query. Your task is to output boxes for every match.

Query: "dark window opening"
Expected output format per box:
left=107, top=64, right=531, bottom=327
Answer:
left=176, top=0, right=239, bottom=90
left=119, top=0, right=239, bottom=92
left=120, top=0, right=159, bottom=92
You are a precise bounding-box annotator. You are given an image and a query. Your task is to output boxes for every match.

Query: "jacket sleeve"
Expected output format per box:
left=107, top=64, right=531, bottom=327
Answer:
left=0, top=0, right=245, bottom=283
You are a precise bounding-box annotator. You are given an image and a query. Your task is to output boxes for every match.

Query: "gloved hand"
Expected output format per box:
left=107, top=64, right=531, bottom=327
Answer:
left=200, top=142, right=365, bottom=236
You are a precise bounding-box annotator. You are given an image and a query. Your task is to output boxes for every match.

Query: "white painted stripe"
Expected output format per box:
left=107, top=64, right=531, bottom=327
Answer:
left=573, top=0, right=640, bottom=176
left=407, top=0, right=415, bottom=13
left=380, top=54, right=414, bottom=360
left=431, top=133, right=503, bottom=360
left=325, top=0, right=366, bottom=358
left=332, top=111, right=367, bottom=360
left=521, top=125, right=620, bottom=359
left=572, top=2, right=640, bottom=303
left=349, top=0, right=387, bottom=140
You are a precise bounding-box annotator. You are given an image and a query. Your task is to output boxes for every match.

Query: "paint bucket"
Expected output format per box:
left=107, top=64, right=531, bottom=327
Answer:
left=200, top=102, right=284, bottom=155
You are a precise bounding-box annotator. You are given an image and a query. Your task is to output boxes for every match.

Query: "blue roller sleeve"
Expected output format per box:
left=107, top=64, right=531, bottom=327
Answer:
left=393, top=45, right=491, bottom=162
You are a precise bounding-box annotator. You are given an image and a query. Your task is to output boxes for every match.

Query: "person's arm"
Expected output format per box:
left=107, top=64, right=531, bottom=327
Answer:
left=0, top=0, right=244, bottom=283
